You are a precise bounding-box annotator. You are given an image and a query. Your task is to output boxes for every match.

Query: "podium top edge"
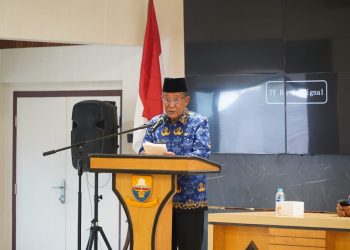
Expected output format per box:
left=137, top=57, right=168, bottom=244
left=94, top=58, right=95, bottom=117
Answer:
left=89, top=153, right=221, bottom=169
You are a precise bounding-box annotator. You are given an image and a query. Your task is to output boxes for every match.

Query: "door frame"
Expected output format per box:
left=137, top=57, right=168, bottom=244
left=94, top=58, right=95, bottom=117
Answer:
left=12, top=90, right=123, bottom=250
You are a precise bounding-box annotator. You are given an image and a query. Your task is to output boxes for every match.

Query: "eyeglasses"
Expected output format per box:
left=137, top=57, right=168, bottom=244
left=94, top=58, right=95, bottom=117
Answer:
left=162, top=96, right=187, bottom=105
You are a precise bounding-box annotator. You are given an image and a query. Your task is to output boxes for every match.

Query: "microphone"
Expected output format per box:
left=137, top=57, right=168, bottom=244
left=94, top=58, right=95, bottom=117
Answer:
left=150, top=115, right=169, bottom=133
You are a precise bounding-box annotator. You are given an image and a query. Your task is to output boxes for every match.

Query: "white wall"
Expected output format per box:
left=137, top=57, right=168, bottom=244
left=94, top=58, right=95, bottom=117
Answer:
left=0, top=0, right=184, bottom=61
left=154, top=0, right=184, bottom=77
left=0, top=1, right=184, bottom=248
left=0, top=82, right=12, bottom=250
left=0, top=45, right=139, bottom=250
left=0, top=50, right=6, bottom=248
left=0, top=0, right=147, bottom=45
left=0, top=41, right=183, bottom=250
left=0, top=0, right=5, bottom=36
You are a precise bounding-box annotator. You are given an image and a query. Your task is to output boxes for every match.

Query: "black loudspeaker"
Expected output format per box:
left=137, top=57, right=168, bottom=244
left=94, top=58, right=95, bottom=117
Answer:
left=71, top=100, right=118, bottom=171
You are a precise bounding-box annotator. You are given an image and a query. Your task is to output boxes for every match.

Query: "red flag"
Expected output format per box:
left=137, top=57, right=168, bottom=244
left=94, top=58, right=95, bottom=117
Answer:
left=139, top=0, right=163, bottom=119
left=133, top=0, right=163, bottom=151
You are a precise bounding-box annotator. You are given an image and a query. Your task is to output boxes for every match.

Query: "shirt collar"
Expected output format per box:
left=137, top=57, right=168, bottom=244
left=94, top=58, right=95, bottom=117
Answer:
left=177, top=109, right=189, bottom=125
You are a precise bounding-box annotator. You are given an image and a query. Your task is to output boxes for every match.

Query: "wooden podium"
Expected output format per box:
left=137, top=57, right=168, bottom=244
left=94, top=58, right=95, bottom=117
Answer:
left=88, top=154, right=221, bottom=250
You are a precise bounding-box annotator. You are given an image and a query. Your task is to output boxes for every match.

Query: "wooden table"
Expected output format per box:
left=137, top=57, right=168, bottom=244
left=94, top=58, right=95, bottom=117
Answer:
left=208, top=211, right=350, bottom=250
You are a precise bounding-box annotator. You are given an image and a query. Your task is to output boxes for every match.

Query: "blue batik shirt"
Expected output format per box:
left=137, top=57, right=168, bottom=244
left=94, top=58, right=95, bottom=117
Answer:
left=140, top=109, right=211, bottom=212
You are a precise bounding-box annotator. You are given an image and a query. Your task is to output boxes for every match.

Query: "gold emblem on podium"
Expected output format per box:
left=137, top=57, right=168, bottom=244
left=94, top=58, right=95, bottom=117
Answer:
left=127, top=175, right=159, bottom=207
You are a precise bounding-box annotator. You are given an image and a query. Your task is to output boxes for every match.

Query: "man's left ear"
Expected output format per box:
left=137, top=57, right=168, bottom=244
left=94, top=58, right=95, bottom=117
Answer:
left=185, top=96, right=190, bottom=105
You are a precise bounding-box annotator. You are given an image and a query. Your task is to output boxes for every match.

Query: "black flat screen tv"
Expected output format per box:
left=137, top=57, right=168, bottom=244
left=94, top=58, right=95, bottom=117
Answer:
left=185, top=0, right=350, bottom=154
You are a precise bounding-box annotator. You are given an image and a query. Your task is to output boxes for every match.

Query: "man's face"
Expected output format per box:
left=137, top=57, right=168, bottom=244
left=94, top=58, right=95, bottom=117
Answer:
left=162, top=92, right=190, bottom=122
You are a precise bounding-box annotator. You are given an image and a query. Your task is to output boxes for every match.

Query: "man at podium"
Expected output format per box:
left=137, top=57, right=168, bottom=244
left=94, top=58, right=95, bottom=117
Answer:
left=140, top=77, right=211, bottom=250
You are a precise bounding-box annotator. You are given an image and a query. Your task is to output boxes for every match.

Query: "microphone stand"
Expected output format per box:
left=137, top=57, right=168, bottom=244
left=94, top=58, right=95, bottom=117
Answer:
left=43, top=124, right=150, bottom=250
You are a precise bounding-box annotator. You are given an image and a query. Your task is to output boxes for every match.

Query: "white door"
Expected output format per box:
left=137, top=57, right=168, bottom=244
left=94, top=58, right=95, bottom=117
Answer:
left=16, top=95, right=126, bottom=250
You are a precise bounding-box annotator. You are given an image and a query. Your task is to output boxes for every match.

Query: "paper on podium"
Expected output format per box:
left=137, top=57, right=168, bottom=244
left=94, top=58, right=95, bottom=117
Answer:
left=143, top=142, right=167, bottom=155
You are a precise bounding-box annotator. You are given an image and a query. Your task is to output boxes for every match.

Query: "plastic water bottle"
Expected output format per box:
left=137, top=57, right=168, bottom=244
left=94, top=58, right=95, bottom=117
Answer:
left=275, top=188, right=285, bottom=207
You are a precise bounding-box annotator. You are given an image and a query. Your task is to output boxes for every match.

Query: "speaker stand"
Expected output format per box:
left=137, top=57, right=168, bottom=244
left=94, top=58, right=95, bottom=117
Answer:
left=77, top=146, right=83, bottom=250
left=86, top=173, right=112, bottom=250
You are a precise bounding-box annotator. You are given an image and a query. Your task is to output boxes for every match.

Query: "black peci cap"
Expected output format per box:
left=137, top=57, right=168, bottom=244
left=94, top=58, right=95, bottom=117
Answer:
left=162, top=77, right=188, bottom=92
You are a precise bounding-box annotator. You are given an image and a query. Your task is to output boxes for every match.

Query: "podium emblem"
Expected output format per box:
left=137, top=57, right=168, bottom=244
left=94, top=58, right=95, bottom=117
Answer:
left=132, top=175, right=152, bottom=202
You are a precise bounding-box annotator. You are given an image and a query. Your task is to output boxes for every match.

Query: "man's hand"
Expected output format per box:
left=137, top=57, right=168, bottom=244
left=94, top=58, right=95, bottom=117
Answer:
left=336, top=204, right=350, bottom=217
left=163, top=151, right=175, bottom=156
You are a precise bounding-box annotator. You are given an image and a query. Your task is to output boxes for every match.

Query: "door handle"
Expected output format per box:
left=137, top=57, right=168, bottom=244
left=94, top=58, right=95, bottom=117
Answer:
left=52, top=179, right=65, bottom=204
